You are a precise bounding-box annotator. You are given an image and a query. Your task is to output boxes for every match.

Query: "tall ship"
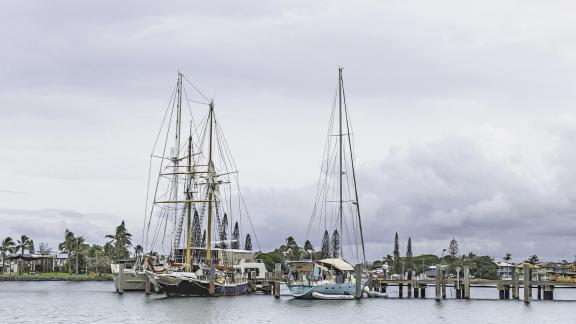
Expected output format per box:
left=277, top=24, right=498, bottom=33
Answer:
left=141, top=72, right=258, bottom=296
left=288, top=68, right=368, bottom=299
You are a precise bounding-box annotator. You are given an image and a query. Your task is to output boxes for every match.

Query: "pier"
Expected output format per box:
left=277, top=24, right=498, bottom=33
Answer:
left=368, top=264, right=576, bottom=302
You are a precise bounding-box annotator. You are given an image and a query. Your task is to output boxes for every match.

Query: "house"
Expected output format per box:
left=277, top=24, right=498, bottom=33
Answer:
left=495, top=261, right=515, bottom=279
left=53, top=253, right=69, bottom=272
left=3, top=254, right=55, bottom=273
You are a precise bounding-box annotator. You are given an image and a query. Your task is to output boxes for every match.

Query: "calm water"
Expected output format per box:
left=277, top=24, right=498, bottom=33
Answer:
left=1, top=281, right=575, bottom=323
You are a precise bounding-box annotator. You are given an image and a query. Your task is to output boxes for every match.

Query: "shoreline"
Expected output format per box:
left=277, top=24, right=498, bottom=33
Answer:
left=0, top=274, right=112, bottom=282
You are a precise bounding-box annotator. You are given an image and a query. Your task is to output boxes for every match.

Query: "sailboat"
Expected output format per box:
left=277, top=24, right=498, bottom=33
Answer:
left=142, top=72, right=257, bottom=296
left=288, top=67, right=368, bottom=299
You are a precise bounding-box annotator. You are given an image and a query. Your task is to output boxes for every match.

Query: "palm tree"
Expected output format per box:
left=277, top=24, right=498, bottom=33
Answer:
left=105, top=221, right=133, bottom=259
left=527, top=255, right=539, bottom=265
left=134, top=244, right=143, bottom=266
left=15, top=235, right=32, bottom=274
left=59, top=229, right=75, bottom=274
left=1, top=237, right=15, bottom=273
left=74, top=236, right=87, bottom=274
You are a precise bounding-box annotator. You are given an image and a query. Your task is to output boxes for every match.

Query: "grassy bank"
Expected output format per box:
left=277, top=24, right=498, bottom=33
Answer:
left=0, top=272, right=112, bottom=281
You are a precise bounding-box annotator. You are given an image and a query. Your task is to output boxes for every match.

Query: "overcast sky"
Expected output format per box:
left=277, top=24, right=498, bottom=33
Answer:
left=1, top=0, right=576, bottom=262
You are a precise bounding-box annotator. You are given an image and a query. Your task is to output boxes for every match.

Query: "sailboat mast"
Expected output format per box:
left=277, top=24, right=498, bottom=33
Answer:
left=341, top=76, right=367, bottom=265
left=338, top=67, right=344, bottom=258
left=185, top=135, right=192, bottom=271
left=206, top=101, right=215, bottom=264
left=171, top=72, right=183, bottom=258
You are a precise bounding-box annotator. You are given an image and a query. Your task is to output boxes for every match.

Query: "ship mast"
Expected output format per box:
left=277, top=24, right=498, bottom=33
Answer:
left=341, top=71, right=367, bottom=264
left=171, top=72, right=183, bottom=258
left=185, top=134, right=192, bottom=271
left=338, top=67, right=344, bottom=258
left=206, top=101, right=215, bottom=264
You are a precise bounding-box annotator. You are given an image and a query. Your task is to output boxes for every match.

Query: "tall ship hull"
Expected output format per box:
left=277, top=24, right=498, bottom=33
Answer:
left=149, top=272, right=248, bottom=297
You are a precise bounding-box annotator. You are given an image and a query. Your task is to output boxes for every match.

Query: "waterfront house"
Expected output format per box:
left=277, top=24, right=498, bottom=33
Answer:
left=495, top=261, right=515, bottom=279
left=3, top=254, right=55, bottom=273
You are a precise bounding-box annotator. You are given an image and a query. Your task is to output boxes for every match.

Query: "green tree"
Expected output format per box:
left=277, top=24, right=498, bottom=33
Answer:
left=15, top=235, right=33, bottom=274
left=304, top=240, right=313, bottom=252
left=244, top=234, right=252, bottom=251
left=218, top=213, right=229, bottom=249
left=331, top=230, right=340, bottom=258
left=405, top=237, right=413, bottom=271
left=527, top=255, right=539, bottom=265
left=393, top=232, right=402, bottom=275
left=448, top=237, right=459, bottom=258
left=59, top=229, right=75, bottom=273
left=1, top=237, right=15, bottom=273
left=73, top=236, right=88, bottom=274
left=321, top=230, right=330, bottom=259
left=231, top=222, right=240, bottom=249
left=105, top=221, right=133, bottom=259
left=134, top=244, right=143, bottom=262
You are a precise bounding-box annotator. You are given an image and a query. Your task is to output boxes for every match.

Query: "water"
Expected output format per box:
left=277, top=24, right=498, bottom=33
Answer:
left=1, top=281, right=576, bottom=323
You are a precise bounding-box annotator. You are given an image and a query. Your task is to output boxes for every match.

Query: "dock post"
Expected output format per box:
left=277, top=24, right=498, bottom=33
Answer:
left=420, top=283, right=426, bottom=298
left=523, top=264, right=530, bottom=303
left=441, top=268, right=446, bottom=299
left=144, top=275, right=151, bottom=295
left=274, top=263, right=281, bottom=299
left=543, top=285, right=554, bottom=300
left=407, top=270, right=412, bottom=298
left=399, top=283, right=404, bottom=298
left=537, top=285, right=542, bottom=300
left=435, top=265, right=441, bottom=301
left=355, top=264, right=362, bottom=299
left=463, top=265, right=470, bottom=299
left=209, top=263, right=215, bottom=296
left=512, top=267, right=519, bottom=299
left=413, top=283, right=419, bottom=298
left=118, top=263, right=125, bottom=294
left=456, top=267, right=461, bottom=299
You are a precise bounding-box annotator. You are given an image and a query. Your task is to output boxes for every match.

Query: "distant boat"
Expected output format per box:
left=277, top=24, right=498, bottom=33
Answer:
left=139, top=72, right=257, bottom=296
left=288, top=68, right=368, bottom=299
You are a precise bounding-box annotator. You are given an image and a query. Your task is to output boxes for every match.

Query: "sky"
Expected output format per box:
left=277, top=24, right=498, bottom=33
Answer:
left=1, top=0, right=576, bottom=262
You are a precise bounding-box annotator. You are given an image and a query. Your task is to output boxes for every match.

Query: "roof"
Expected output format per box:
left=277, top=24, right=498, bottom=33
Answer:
left=317, top=258, right=355, bottom=271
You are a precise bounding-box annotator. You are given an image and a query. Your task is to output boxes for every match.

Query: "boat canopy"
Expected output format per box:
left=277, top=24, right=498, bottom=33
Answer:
left=317, top=258, right=354, bottom=271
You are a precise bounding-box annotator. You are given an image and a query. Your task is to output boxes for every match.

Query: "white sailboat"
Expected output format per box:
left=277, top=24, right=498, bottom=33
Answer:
left=288, top=67, right=368, bottom=299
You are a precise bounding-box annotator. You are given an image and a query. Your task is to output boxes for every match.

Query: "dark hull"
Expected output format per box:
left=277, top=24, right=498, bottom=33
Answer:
left=161, top=278, right=248, bottom=297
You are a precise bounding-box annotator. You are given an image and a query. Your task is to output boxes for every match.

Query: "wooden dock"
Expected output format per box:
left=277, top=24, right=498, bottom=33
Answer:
left=370, top=264, right=576, bottom=302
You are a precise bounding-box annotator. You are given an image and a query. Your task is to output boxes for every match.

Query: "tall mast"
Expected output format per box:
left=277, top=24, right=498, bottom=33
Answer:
left=338, top=67, right=343, bottom=258
left=185, top=134, right=192, bottom=271
left=206, top=101, right=215, bottom=264
left=341, top=74, right=367, bottom=264
left=171, top=72, right=183, bottom=257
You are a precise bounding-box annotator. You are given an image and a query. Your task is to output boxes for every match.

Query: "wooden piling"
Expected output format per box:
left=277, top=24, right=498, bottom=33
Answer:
left=456, top=267, right=461, bottom=299
left=209, top=263, right=215, bottom=296
left=523, top=264, right=530, bottom=303
left=413, top=286, right=419, bottom=298
left=407, top=270, right=412, bottom=298
left=537, top=285, right=542, bottom=300
left=544, top=285, right=554, bottom=300
left=463, top=265, right=470, bottom=299
left=399, top=283, right=404, bottom=298
left=435, top=265, right=441, bottom=301
left=274, top=263, right=281, bottom=299
left=144, top=275, right=151, bottom=295
left=355, top=264, right=362, bottom=299
left=512, top=267, right=519, bottom=299
left=118, top=263, right=125, bottom=294
left=441, top=268, right=446, bottom=299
